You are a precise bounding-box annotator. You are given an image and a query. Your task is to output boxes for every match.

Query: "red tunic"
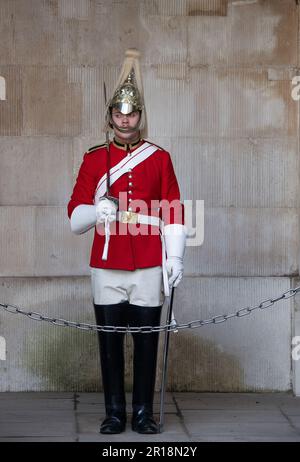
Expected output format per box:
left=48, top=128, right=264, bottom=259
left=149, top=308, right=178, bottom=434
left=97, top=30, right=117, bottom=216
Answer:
left=67, top=139, right=184, bottom=270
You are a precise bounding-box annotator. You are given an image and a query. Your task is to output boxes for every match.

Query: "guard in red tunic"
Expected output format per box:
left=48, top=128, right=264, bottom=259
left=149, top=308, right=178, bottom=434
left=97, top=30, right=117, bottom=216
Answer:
left=68, top=49, right=187, bottom=434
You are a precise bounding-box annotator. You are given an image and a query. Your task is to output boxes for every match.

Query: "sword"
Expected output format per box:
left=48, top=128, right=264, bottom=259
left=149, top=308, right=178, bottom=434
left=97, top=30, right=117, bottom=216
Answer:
left=103, top=82, right=118, bottom=207
left=159, top=285, right=176, bottom=433
left=103, top=82, right=111, bottom=197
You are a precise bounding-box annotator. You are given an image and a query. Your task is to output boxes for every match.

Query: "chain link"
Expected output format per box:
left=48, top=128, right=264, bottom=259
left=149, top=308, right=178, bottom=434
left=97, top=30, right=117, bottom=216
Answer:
left=1, top=285, right=300, bottom=333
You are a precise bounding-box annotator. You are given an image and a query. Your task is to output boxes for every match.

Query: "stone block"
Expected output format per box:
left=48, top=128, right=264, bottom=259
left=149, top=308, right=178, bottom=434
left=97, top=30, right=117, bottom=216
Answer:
left=58, top=0, right=91, bottom=19
left=189, top=0, right=298, bottom=66
left=185, top=421, right=299, bottom=440
left=23, top=66, right=82, bottom=136
left=171, top=136, right=299, bottom=208
left=0, top=277, right=97, bottom=391
left=0, top=396, right=73, bottom=411
left=185, top=207, right=298, bottom=276
left=140, top=0, right=228, bottom=16
left=0, top=206, right=92, bottom=276
left=268, top=68, right=297, bottom=82
left=138, top=15, right=188, bottom=66
left=0, top=6, right=14, bottom=65
left=0, top=66, right=22, bottom=135
left=0, top=0, right=63, bottom=66
left=145, top=68, right=297, bottom=138
left=59, top=2, right=141, bottom=67
left=182, top=408, right=286, bottom=423
left=173, top=391, right=284, bottom=410
left=167, top=277, right=291, bottom=391
left=0, top=137, right=74, bottom=205
left=0, top=410, right=76, bottom=437
left=67, top=67, right=106, bottom=137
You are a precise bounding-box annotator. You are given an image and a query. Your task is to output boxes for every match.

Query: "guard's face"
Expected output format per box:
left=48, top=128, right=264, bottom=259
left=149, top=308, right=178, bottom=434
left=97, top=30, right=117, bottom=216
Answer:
left=111, top=108, right=141, bottom=130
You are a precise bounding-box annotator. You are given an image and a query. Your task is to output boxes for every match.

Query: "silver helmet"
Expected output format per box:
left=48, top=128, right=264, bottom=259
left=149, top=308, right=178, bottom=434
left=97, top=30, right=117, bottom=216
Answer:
left=104, top=49, right=147, bottom=135
left=110, top=70, right=144, bottom=115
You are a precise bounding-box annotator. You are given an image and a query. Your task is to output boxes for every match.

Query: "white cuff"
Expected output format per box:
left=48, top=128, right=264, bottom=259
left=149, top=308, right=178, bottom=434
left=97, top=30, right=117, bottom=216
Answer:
left=70, top=204, right=97, bottom=235
left=164, top=224, right=187, bottom=260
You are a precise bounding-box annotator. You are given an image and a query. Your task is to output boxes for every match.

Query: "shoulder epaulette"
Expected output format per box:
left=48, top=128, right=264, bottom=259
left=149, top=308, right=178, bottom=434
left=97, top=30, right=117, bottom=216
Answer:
left=87, top=143, right=106, bottom=153
left=146, top=140, right=164, bottom=151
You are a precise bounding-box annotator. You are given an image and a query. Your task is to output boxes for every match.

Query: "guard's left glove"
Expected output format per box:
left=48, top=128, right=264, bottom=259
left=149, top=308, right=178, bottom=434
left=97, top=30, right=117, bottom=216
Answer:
left=164, top=224, right=187, bottom=288
left=166, top=256, right=184, bottom=287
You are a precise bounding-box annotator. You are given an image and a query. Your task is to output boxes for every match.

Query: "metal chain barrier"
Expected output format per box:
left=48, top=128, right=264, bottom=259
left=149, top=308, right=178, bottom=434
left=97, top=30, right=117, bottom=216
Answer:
left=1, top=285, right=300, bottom=334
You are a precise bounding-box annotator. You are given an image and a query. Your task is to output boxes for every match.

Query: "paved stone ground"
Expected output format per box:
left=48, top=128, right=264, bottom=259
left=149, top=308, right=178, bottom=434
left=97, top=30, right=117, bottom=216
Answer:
left=0, top=392, right=300, bottom=442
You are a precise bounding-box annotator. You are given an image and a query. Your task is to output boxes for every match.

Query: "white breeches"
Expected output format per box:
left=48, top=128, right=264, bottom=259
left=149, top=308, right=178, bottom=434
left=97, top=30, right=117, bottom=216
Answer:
left=90, top=266, right=165, bottom=307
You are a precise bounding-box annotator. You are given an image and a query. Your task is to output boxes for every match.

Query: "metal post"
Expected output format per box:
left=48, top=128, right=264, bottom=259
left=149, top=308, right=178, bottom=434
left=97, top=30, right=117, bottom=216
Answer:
left=159, top=286, right=175, bottom=433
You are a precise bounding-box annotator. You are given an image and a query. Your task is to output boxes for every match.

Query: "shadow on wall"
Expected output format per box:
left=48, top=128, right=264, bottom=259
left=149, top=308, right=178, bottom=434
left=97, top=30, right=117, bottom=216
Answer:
left=24, top=313, right=245, bottom=392
left=164, top=331, right=245, bottom=392
left=25, top=309, right=100, bottom=392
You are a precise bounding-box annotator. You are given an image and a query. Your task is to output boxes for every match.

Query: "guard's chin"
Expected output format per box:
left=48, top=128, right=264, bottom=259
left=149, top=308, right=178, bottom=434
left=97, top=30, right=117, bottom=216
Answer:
left=115, top=125, right=137, bottom=134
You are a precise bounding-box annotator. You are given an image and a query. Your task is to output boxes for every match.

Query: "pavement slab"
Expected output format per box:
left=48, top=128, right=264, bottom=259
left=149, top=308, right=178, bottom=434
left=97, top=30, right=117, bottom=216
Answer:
left=1, top=392, right=300, bottom=442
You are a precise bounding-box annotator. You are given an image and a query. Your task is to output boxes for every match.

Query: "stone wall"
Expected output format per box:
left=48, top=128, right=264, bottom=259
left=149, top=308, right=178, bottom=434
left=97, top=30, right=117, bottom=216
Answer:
left=0, top=0, right=299, bottom=392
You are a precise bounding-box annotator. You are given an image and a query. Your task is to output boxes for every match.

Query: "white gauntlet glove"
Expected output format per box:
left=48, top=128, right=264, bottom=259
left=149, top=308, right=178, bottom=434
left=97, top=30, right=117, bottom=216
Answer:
left=164, top=224, right=187, bottom=288
left=95, top=197, right=118, bottom=261
left=166, top=256, right=184, bottom=287
left=69, top=197, right=118, bottom=237
left=96, top=198, right=118, bottom=224
left=70, top=204, right=97, bottom=235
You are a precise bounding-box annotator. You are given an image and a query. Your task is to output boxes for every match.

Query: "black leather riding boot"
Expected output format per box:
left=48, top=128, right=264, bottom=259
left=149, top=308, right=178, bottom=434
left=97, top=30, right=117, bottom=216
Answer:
left=128, top=304, right=163, bottom=434
left=94, top=302, right=128, bottom=434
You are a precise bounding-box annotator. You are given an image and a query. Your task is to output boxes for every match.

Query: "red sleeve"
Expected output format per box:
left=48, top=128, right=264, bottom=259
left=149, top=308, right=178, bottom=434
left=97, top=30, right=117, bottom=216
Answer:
left=67, top=153, right=97, bottom=219
left=160, top=151, right=184, bottom=226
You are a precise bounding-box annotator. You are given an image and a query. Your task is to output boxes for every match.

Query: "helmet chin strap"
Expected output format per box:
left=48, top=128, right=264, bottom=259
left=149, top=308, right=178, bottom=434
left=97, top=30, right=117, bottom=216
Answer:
left=111, top=122, right=139, bottom=133
left=109, top=113, right=142, bottom=134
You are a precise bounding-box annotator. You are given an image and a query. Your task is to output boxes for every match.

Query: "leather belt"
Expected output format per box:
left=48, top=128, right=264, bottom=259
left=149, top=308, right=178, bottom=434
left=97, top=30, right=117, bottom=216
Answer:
left=117, top=210, right=160, bottom=227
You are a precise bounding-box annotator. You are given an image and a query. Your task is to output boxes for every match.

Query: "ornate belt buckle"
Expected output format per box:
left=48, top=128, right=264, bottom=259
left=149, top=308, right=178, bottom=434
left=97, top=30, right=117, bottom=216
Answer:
left=121, top=211, right=138, bottom=224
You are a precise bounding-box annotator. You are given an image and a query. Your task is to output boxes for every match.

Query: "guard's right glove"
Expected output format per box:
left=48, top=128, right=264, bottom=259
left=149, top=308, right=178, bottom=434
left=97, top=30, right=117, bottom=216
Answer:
left=96, top=197, right=118, bottom=224
left=69, top=197, right=119, bottom=236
